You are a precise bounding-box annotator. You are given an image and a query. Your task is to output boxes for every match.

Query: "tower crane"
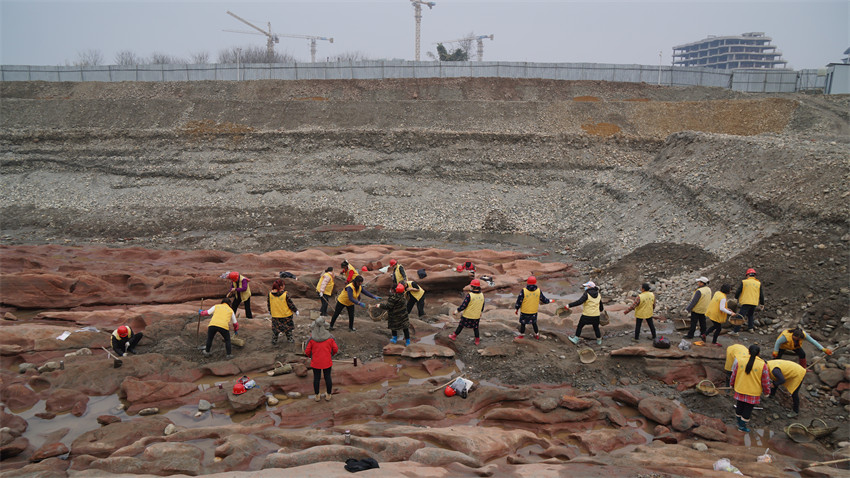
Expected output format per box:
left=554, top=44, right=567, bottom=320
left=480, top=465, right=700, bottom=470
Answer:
left=276, top=34, right=334, bottom=63
left=225, top=11, right=278, bottom=62
left=435, top=34, right=494, bottom=61
left=410, top=0, right=436, bottom=61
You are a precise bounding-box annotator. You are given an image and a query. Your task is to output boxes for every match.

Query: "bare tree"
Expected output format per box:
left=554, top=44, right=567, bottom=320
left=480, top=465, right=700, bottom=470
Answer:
left=218, top=45, right=294, bottom=64
left=74, top=49, right=103, bottom=66
left=149, top=52, right=186, bottom=65
left=189, top=51, right=210, bottom=64
left=457, top=32, right=475, bottom=59
left=332, top=51, right=371, bottom=62
left=114, top=50, right=143, bottom=66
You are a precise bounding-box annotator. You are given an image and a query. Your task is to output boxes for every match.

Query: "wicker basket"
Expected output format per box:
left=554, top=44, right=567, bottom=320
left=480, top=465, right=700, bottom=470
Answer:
left=729, top=313, right=745, bottom=326
left=697, top=379, right=719, bottom=396
left=578, top=348, right=597, bottom=364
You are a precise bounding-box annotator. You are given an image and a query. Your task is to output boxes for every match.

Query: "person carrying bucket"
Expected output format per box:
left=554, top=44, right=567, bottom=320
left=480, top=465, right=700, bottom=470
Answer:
left=567, top=281, right=604, bottom=346
left=199, top=298, right=239, bottom=359
left=513, top=276, right=555, bottom=341
left=224, top=271, right=253, bottom=319
left=316, top=266, right=335, bottom=317
left=449, top=278, right=485, bottom=345
left=730, top=344, right=770, bottom=432
left=771, top=326, right=832, bottom=368
left=305, top=317, right=338, bottom=402
left=329, top=275, right=380, bottom=332
left=111, top=325, right=143, bottom=357
left=767, top=359, right=807, bottom=418
left=623, top=283, right=657, bottom=342
left=268, top=279, right=298, bottom=345
left=375, top=282, right=411, bottom=346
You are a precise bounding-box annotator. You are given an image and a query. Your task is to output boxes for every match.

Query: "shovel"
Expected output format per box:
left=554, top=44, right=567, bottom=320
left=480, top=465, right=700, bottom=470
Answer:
left=101, top=347, right=123, bottom=368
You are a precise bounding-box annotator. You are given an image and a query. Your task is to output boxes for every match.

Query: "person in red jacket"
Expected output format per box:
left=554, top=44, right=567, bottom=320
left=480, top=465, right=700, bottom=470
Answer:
left=304, top=317, right=339, bottom=402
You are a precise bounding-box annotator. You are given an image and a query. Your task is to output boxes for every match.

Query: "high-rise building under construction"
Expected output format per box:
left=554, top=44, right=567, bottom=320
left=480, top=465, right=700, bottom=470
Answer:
left=673, top=32, right=788, bottom=69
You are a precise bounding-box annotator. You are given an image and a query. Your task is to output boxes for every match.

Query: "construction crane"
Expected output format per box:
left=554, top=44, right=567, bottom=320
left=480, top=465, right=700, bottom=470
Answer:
left=435, top=34, right=494, bottom=61
left=225, top=11, right=278, bottom=62
left=276, top=34, right=333, bottom=63
left=410, top=0, right=436, bottom=61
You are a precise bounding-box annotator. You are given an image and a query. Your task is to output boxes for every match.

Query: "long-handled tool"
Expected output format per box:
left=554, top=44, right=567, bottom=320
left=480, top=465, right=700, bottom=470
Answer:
left=101, top=346, right=123, bottom=368
left=429, top=373, right=465, bottom=393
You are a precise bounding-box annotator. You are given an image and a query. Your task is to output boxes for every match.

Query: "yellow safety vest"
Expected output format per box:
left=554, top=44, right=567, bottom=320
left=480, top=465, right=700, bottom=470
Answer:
left=346, top=264, right=359, bottom=282
left=739, top=277, right=761, bottom=306
left=462, top=292, right=485, bottom=320
left=405, top=281, right=425, bottom=300
left=734, top=356, right=766, bottom=397
left=209, top=304, right=234, bottom=330
left=316, top=272, right=334, bottom=296
left=767, top=359, right=806, bottom=394
left=724, top=344, right=749, bottom=372
left=231, top=274, right=251, bottom=301
left=520, top=287, right=541, bottom=314
left=393, top=265, right=405, bottom=284
left=778, top=329, right=806, bottom=351
left=112, top=326, right=133, bottom=341
left=706, top=291, right=728, bottom=324
left=635, top=291, right=655, bottom=319
left=692, top=286, right=711, bottom=314
left=582, top=293, right=601, bottom=317
left=337, top=283, right=361, bottom=307
left=269, top=291, right=293, bottom=318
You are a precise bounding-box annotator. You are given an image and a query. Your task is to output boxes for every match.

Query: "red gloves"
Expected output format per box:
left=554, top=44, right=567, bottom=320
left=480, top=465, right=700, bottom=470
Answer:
left=234, top=322, right=239, bottom=332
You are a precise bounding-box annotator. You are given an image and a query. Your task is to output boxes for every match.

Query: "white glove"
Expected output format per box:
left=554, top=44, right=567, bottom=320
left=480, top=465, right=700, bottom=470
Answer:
left=295, top=310, right=300, bottom=316
left=122, top=353, right=129, bottom=357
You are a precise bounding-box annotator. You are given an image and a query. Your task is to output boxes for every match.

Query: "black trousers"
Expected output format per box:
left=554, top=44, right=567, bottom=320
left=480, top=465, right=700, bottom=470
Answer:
left=319, top=294, right=331, bottom=316
left=687, top=312, right=707, bottom=337
left=112, top=333, right=143, bottom=356
left=206, top=326, right=232, bottom=355
left=777, top=348, right=806, bottom=362
left=329, top=302, right=356, bottom=329
left=231, top=295, right=253, bottom=318
left=406, top=297, right=425, bottom=317
left=391, top=329, right=411, bottom=340
left=735, top=400, right=755, bottom=420
left=575, top=315, right=601, bottom=339
left=313, top=367, right=333, bottom=395
left=634, top=317, right=656, bottom=340
left=704, top=320, right=723, bottom=343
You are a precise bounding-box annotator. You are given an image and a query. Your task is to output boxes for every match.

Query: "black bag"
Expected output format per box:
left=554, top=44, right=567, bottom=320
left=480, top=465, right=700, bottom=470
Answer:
left=279, top=271, right=297, bottom=279
left=344, top=457, right=379, bottom=472
left=417, top=268, right=427, bottom=279
left=653, top=336, right=671, bottom=349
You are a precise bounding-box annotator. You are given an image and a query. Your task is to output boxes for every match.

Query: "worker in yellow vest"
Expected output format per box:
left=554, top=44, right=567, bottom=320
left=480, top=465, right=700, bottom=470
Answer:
left=388, top=259, right=407, bottom=288
left=513, top=276, right=555, bottom=341
left=316, top=267, right=335, bottom=317
left=772, top=326, right=832, bottom=368
left=623, top=283, right=657, bottom=342
left=767, top=359, right=807, bottom=418
left=684, top=277, right=711, bottom=339
left=405, top=280, right=426, bottom=317
left=225, top=271, right=253, bottom=319
left=449, top=279, right=485, bottom=345
left=702, top=284, right=738, bottom=346
left=724, top=344, right=749, bottom=387
left=733, top=268, right=764, bottom=333
left=268, top=279, right=299, bottom=345
left=567, top=281, right=604, bottom=346
left=730, top=344, right=770, bottom=432
left=198, top=298, right=239, bottom=359
left=111, top=325, right=143, bottom=357
left=329, top=275, right=380, bottom=332
left=341, top=260, right=359, bottom=284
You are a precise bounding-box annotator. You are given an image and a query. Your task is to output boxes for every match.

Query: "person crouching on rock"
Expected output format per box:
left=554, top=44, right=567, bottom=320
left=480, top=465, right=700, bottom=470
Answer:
left=268, top=279, right=298, bottom=345
left=199, top=298, right=238, bottom=359
left=623, top=283, right=657, bottom=343
left=703, top=284, right=736, bottom=347
left=567, top=281, right=604, bottom=346
left=305, top=317, right=338, bottom=402
left=772, top=326, right=832, bottom=368
left=316, top=266, right=335, bottom=317
left=376, top=283, right=411, bottom=346
left=514, top=276, right=554, bottom=341
left=449, top=279, right=485, bottom=345
left=112, top=325, right=143, bottom=357
left=329, top=275, right=380, bottom=332
left=730, top=344, right=770, bottom=432
left=225, top=271, right=253, bottom=319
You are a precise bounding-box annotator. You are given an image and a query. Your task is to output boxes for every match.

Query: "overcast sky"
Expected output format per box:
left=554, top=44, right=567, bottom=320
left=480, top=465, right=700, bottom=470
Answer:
left=1, top=0, right=847, bottom=69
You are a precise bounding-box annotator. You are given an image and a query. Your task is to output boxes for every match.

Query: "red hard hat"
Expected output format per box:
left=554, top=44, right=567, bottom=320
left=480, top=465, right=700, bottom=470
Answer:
left=456, top=265, right=464, bottom=272
left=233, top=382, right=247, bottom=395
left=527, top=276, right=537, bottom=285
left=746, top=268, right=757, bottom=275
left=444, top=386, right=456, bottom=397
left=390, top=259, right=397, bottom=266
left=470, top=279, right=481, bottom=287
left=395, top=283, right=405, bottom=293
left=117, top=326, right=129, bottom=337
left=361, top=266, right=369, bottom=272
left=228, top=271, right=240, bottom=281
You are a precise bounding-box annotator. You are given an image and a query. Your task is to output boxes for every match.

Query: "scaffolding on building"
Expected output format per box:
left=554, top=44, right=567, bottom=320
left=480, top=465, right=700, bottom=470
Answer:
left=673, top=32, right=788, bottom=70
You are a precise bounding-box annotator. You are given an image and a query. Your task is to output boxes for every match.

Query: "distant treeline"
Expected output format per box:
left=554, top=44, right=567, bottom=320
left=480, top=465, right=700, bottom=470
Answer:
left=70, top=45, right=372, bottom=66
